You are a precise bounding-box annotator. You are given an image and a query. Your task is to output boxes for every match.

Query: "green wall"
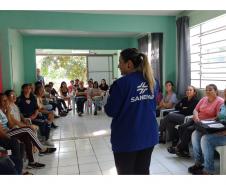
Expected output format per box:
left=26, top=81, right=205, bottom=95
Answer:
left=23, top=36, right=133, bottom=83
left=0, top=11, right=177, bottom=92
left=8, top=29, right=24, bottom=94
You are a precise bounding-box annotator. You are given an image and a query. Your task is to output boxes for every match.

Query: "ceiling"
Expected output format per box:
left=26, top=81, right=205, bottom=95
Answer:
left=53, top=10, right=183, bottom=16
left=19, top=11, right=183, bottom=38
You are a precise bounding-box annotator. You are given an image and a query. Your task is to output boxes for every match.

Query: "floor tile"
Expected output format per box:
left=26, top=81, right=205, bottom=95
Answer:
left=79, top=163, right=101, bottom=173
left=78, top=155, right=97, bottom=165
left=58, top=165, right=79, bottom=175
left=36, top=167, right=58, bottom=175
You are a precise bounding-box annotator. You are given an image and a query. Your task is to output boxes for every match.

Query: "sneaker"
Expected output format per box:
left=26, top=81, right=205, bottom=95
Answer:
left=78, top=112, right=82, bottom=117
left=54, top=115, right=60, bottom=119
left=67, top=108, right=72, bottom=111
left=51, top=123, right=58, bottom=129
left=27, top=162, right=45, bottom=169
left=94, top=111, right=97, bottom=115
left=167, top=146, right=177, bottom=154
left=176, top=150, right=190, bottom=158
left=59, top=112, right=67, bottom=117
left=188, top=164, right=204, bottom=174
left=39, top=147, right=57, bottom=155
left=192, top=169, right=212, bottom=175
left=43, top=140, right=54, bottom=147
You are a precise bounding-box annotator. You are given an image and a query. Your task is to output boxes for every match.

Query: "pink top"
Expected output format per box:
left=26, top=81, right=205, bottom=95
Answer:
left=195, top=96, right=224, bottom=120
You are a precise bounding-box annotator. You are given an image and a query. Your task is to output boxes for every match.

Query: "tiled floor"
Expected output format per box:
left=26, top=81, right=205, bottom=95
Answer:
left=28, top=110, right=219, bottom=175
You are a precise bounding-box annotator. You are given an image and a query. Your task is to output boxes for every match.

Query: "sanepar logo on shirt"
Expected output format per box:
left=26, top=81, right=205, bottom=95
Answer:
left=131, top=82, right=154, bottom=103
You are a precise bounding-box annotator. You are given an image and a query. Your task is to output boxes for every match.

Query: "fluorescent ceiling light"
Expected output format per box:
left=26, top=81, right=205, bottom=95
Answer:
left=72, top=50, right=90, bottom=54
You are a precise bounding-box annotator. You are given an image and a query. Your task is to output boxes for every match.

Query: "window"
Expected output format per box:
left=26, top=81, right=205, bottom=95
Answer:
left=190, top=14, right=226, bottom=90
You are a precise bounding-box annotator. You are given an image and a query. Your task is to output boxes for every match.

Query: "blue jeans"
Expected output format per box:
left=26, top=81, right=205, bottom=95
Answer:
left=192, top=130, right=226, bottom=173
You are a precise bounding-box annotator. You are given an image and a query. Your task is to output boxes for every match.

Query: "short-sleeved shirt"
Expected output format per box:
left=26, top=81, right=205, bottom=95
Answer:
left=76, top=88, right=87, bottom=98
left=91, top=88, right=102, bottom=97
left=50, top=88, right=58, bottom=97
left=17, top=94, right=39, bottom=118
left=99, top=84, right=109, bottom=91
left=9, top=104, right=21, bottom=122
left=195, top=96, right=224, bottom=120
left=0, top=109, right=9, bottom=129
left=37, top=75, right=45, bottom=85
left=163, top=93, right=178, bottom=105
left=218, top=104, right=226, bottom=121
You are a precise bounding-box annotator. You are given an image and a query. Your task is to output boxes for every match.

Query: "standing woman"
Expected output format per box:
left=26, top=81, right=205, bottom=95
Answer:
left=104, top=48, right=158, bottom=175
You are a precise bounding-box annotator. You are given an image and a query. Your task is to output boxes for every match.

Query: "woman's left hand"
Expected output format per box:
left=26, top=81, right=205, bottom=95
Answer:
left=217, top=130, right=226, bottom=136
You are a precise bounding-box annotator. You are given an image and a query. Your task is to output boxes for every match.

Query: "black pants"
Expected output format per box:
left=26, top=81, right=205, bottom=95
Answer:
left=49, top=100, right=64, bottom=113
left=177, top=120, right=195, bottom=152
left=0, top=157, right=17, bottom=175
left=7, top=127, right=44, bottom=163
left=32, top=115, right=51, bottom=140
left=159, top=112, right=185, bottom=144
left=57, top=98, right=67, bottom=110
left=0, top=138, right=23, bottom=174
left=113, top=146, right=154, bottom=175
left=76, top=97, right=87, bottom=113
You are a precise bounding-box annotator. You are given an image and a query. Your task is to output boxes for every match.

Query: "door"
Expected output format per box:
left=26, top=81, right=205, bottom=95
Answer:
left=87, top=56, right=113, bottom=85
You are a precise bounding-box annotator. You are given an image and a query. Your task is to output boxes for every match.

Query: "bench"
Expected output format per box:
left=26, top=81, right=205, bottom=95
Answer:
left=216, top=145, right=226, bottom=174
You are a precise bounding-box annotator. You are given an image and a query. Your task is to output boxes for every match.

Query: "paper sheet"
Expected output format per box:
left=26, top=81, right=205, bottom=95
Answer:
left=201, top=120, right=215, bottom=124
left=208, top=123, right=225, bottom=128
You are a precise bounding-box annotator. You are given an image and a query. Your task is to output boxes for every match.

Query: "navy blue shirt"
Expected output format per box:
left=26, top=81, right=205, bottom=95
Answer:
left=17, top=94, right=38, bottom=118
left=104, top=72, right=159, bottom=152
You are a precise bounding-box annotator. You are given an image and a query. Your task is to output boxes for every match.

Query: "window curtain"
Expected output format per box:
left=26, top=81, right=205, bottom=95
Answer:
left=176, top=16, right=191, bottom=98
left=151, top=33, right=163, bottom=91
left=138, top=35, right=148, bottom=55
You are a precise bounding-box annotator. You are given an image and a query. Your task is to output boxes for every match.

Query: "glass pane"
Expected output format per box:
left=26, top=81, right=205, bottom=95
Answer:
left=191, top=53, right=200, bottom=62
left=190, top=26, right=200, bottom=36
left=201, top=52, right=226, bottom=62
left=190, top=35, right=200, bottom=46
left=201, top=73, right=226, bottom=79
left=202, top=14, right=226, bottom=32
left=191, top=71, right=200, bottom=79
left=191, top=80, right=201, bottom=88
left=190, top=44, right=200, bottom=54
left=202, top=40, right=226, bottom=54
left=191, top=62, right=200, bottom=71
left=201, top=80, right=226, bottom=90
left=201, top=29, right=226, bottom=45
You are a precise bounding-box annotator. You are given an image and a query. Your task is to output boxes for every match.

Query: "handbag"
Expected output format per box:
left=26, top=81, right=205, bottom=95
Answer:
left=195, top=120, right=226, bottom=134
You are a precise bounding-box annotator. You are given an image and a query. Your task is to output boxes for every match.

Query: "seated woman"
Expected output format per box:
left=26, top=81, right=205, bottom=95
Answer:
left=0, top=129, right=23, bottom=174
left=68, top=80, right=75, bottom=94
left=5, top=90, right=38, bottom=131
left=0, top=93, right=56, bottom=169
left=75, top=81, right=87, bottom=116
left=91, top=81, right=104, bottom=115
left=17, top=84, right=53, bottom=146
left=49, top=82, right=68, bottom=113
left=99, top=79, right=109, bottom=93
left=168, top=84, right=224, bottom=158
left=188, top=88, right=226, bottom=175
left=156, top=80, right=178, bottom=117
left=159, top=86, right=199, bottom=144
left=44, top=85, right=67, bottom=117
left=59, top=81, right=72, bottom=111
left=35, top=85, right=58, bottom=129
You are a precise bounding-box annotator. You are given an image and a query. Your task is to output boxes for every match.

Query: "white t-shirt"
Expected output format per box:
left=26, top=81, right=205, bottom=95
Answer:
left=9, top=104, right=21, bottom=122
